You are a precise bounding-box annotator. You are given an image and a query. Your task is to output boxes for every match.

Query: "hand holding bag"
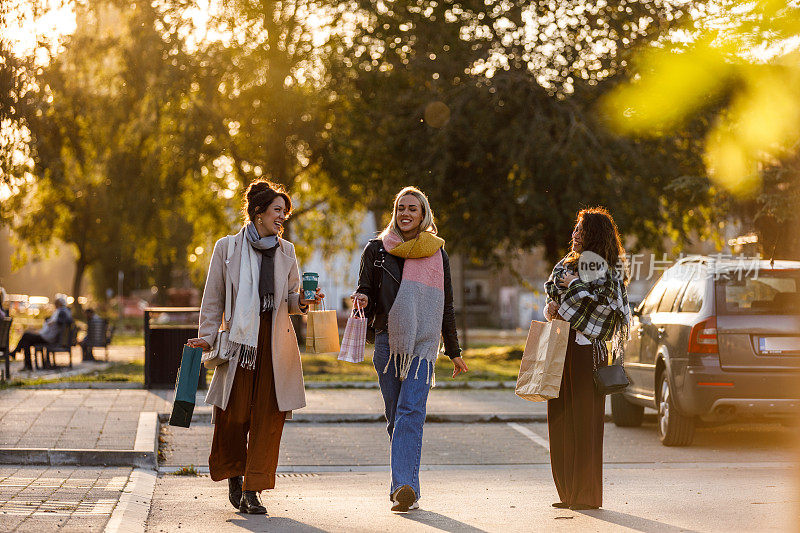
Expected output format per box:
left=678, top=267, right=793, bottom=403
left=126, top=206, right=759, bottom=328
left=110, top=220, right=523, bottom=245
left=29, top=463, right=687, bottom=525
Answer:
left=306, top=298, right=340, bottom=354
left=201, top=236, right=235, bottom=369
left=338, top=300, right=367, bottom=363
left=592, top=342, right=630, bottom=395
left=515, top=319, right=570, bottom=402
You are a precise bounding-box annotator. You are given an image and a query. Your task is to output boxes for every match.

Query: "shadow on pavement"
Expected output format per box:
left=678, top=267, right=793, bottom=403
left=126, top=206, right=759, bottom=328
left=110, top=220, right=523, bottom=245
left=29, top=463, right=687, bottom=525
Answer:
left=400, top=509, right=489, bottom=533
left=576, top=509, right=700, bottom=533
left=227, top=515, right=329, bottom=532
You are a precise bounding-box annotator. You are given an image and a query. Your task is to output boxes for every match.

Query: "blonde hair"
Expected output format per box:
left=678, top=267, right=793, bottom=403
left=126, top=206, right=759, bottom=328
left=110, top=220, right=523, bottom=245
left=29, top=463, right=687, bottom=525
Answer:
left=379, top=186, right=438, bottom=239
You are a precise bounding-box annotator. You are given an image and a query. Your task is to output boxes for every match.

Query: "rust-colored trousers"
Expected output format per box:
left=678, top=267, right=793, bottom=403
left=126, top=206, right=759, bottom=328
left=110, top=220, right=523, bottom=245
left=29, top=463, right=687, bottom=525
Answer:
left=209, top=312, right=286, bottom=492
left=547, top=330, right=606, bottom=508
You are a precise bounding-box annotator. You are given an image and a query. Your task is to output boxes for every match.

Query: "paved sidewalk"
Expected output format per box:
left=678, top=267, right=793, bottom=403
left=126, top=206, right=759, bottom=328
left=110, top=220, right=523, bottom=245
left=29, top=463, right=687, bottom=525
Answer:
left=0, top=465, right=130, bottom=531
left=0, top=390, right=166, bottom=450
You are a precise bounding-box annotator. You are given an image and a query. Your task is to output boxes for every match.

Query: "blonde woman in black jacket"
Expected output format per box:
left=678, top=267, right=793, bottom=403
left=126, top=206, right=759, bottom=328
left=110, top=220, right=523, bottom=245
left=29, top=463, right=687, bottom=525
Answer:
left=352, top=186, right=467, bottom=512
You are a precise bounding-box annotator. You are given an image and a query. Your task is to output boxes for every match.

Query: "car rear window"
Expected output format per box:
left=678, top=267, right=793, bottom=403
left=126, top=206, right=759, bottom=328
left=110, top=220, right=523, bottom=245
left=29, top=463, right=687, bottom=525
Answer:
left=657, top=279, right=686, bottom=312
left=679, top=278, right=705, bottom=312
left=640, top=278, right=668, bottom=315
left=716, top=270, right=800, bottom=315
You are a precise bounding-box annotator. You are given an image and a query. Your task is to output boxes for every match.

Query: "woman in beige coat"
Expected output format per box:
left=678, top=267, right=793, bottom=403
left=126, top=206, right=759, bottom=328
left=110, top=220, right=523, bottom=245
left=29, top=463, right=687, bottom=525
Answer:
left=187, top=179, right=323, bottom=515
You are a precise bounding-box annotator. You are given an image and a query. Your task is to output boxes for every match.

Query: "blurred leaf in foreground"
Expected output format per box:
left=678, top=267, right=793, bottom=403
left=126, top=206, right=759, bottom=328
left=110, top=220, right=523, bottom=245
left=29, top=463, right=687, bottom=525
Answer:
left=602, top=1, right=800, bottom=198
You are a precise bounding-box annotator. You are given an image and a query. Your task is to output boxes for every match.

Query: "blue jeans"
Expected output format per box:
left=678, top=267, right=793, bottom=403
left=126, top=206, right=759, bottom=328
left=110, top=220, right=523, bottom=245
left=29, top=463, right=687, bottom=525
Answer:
left=373, top=331, right=431, bottom=500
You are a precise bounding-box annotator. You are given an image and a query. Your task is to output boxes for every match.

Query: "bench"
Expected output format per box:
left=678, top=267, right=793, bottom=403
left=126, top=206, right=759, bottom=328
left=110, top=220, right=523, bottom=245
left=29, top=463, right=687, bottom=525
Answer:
left=0, top=317, right=11, bottom=381
left=86, top=318, right=114, bottom=360
left=33, top=322, right=79, bottom=369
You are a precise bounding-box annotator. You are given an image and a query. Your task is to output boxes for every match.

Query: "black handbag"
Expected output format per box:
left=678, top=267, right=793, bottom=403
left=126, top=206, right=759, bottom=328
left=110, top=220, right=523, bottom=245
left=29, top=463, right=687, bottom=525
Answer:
left=592, top=344, right=630, bottom=395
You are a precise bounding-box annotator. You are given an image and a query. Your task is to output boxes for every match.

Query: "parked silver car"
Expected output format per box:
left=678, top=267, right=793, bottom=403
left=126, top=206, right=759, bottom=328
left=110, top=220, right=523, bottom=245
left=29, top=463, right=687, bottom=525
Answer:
left=611, top=256, right=800, bottom=445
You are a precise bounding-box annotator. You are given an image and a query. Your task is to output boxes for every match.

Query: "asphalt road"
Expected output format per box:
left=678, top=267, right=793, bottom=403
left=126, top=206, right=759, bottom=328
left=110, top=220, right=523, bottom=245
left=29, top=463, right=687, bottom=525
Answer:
left=149, top=420, right=800, bottom=532
left=160, top=419, right=799, bottom=468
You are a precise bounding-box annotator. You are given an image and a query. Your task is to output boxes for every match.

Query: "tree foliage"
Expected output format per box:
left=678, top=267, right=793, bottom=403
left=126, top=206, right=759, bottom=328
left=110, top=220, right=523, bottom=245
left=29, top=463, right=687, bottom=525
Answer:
left=602, top=0, right=800, bottom=258
left=4, top=0, right=226, bottom=301
left=4, top=0, right=781, bottom=304
left=195, top=0, right=364, bottom=265
left=325, top=0, right=721, bottom=263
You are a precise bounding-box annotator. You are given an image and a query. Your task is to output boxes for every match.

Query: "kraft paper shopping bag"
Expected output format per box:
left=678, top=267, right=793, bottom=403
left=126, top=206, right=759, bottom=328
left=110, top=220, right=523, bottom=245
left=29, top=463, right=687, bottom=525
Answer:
left=515, top=319, right=569, bottom=402
left=306, top=302, right=340, bottom=354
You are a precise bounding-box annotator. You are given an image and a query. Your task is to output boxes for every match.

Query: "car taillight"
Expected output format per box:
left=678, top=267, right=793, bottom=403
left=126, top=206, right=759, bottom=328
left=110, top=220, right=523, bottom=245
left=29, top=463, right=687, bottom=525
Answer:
left=688, top=316, right=718, bottom=354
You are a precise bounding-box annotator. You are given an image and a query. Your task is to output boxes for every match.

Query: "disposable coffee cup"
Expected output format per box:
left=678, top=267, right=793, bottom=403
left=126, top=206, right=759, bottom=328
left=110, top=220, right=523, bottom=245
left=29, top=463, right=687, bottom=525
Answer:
left=302, top=272, right=319, bottom=301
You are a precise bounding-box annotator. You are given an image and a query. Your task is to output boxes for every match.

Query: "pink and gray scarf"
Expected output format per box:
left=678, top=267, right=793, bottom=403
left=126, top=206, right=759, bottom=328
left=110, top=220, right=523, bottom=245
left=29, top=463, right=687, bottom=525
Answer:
left=383, top=231, right=445, bottom=384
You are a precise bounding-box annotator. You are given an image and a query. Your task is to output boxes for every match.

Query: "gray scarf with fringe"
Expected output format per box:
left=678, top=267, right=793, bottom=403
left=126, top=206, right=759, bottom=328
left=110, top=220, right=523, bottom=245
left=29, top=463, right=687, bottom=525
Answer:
left=226, top=224, right=279, bottom=370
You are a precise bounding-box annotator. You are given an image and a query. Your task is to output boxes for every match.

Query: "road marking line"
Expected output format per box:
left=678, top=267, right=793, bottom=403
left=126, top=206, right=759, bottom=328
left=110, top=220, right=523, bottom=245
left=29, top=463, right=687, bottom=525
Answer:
left=507, top=422, right=550, bottom=451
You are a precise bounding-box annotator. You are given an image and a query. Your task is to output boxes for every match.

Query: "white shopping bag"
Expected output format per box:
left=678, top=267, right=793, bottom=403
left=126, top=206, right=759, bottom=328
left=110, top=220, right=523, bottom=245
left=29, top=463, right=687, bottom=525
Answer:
left=337, top=300, right=367, bottom=363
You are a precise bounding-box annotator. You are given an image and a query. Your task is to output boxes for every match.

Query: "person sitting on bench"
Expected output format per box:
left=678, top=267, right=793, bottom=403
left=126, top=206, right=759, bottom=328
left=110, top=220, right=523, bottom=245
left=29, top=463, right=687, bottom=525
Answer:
left=10, top=294, right=73, bottom=370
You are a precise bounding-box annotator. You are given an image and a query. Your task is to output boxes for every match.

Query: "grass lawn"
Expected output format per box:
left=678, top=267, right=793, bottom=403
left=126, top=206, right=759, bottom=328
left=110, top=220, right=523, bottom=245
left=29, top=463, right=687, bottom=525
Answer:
left=111, top=332, right=145, bottom=346
left=0, top=361, right=144, bottom=389
left=299, top=344, right=523, bottom=383
left=2, top=344, right=524, bottom=389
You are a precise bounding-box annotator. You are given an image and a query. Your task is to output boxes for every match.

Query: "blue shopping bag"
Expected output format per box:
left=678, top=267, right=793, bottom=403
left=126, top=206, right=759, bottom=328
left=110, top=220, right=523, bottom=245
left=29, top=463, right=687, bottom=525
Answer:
left=169, top=345, right=203, bottom=428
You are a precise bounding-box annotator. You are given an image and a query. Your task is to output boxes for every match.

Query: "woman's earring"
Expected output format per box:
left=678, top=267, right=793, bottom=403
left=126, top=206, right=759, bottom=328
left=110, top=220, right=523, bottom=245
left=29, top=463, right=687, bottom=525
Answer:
left=257, top=218, right=262, bottom=224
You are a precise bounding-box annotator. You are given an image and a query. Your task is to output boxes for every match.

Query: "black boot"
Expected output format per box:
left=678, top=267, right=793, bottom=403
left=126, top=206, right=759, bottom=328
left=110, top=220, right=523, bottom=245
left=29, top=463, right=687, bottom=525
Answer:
left=239, top=490, right=267, bottom=514
left=228, top=477, right=243, bottom=509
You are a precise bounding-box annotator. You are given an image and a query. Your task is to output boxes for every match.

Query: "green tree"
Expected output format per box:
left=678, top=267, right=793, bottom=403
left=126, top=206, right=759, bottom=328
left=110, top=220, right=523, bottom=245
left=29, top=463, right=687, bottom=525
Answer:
left=193, top=0, right=364, bottom=266
left=5, top=0, right=225, bottom=303
left=327, top=0, right=720, bottom=263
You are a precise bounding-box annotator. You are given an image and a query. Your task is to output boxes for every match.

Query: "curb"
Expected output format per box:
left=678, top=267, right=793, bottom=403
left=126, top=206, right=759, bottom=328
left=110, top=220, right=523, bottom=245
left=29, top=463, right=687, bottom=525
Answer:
left=0, top=411, right=159, bottom=469
left=157, top=412, right=656, bottom=424
left=0, top=448, right=155, bottom=468
left=304, top=380, right=517, bottom=389
left=15, top=380, right=517, bottom=390
left=104, top=468, right=157, bottom=533
left=158, top=412, right=550, bottom=424
left=133, top=412, right=159, bottom=468
left=22, top=381, right=144, bottom=389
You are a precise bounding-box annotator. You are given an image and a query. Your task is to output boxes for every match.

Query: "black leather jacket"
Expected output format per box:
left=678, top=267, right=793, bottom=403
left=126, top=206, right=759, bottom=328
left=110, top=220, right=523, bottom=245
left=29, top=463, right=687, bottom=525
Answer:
left=356, top=238, right=461, bottom=359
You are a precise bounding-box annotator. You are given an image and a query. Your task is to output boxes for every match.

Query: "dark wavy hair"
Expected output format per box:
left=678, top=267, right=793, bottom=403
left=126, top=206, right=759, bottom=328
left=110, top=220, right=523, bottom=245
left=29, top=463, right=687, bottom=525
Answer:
left=565, top=207, right=626, bottom=278
left=242, top=179, right=292, bottom=235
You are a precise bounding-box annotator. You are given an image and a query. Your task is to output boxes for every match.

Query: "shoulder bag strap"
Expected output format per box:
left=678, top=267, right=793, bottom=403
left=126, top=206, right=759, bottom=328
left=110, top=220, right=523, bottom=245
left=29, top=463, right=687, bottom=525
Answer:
left=223, top=235, right=235, bottom=327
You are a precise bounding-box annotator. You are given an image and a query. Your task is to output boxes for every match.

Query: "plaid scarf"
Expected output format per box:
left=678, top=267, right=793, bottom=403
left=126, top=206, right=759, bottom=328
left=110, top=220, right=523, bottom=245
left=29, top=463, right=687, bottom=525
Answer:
left=545, top=257, right=631, bottom=367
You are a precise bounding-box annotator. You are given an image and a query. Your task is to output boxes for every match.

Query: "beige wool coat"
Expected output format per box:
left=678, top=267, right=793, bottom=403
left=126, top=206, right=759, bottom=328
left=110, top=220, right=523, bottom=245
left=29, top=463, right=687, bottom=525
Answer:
left=198, top=230, right=307, bottom=419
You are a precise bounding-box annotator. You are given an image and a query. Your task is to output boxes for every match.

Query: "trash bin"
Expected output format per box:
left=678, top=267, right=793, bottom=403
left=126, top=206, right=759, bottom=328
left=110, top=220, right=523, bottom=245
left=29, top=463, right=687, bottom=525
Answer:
left=143, top=307, right=207, bottom=389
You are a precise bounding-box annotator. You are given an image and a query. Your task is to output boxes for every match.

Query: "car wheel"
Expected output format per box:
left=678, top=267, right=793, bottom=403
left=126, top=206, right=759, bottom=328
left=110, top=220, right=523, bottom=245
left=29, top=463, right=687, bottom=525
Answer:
left=611, top=393, right=644, bottom=427
left=657, top=372, right=695, bottom=446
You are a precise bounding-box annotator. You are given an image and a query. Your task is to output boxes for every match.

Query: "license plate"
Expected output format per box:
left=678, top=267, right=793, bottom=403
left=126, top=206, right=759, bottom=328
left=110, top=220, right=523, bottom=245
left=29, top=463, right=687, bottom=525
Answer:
left=759, top=337, right=800, bottom=354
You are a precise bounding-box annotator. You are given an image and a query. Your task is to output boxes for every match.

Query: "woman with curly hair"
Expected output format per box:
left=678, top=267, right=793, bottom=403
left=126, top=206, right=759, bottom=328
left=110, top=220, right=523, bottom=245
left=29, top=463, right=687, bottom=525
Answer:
left=543, top=207, right=631, bottom=510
